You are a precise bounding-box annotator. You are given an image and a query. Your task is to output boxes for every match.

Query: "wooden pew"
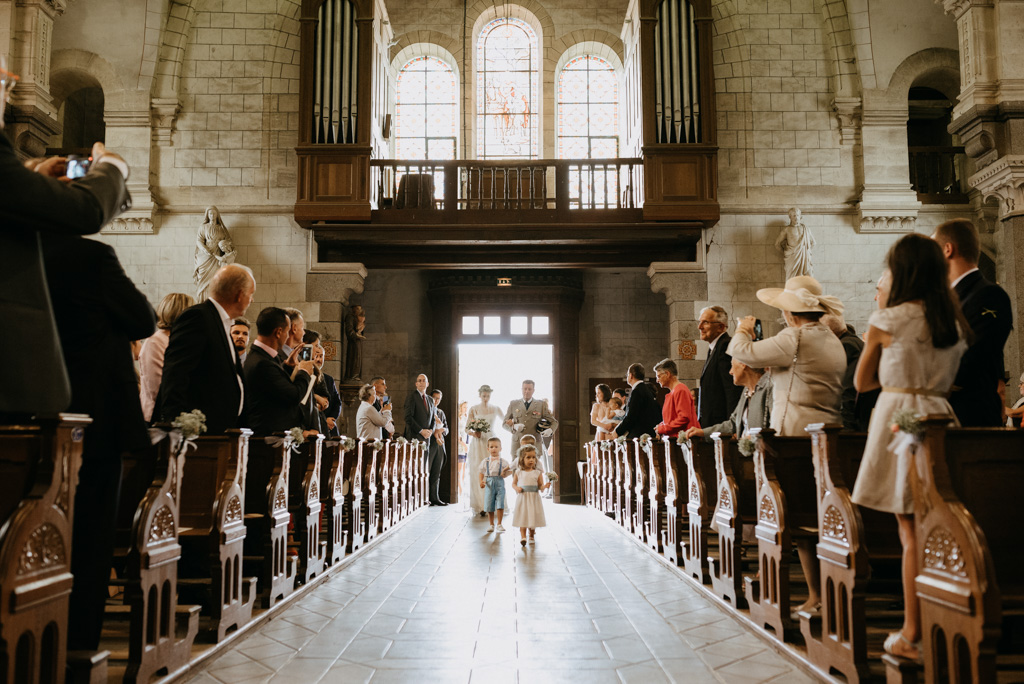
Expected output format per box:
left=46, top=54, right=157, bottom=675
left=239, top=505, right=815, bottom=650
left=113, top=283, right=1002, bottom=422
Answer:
left=906, top=419, right=1024, bottom=684
left=632, top=439, right=650, bottom=544
left=319, top=439, right=347, bottom=566
left=643, top=437, right=664, bottom=553
left=395, top=441, right=409, bottom=521
left=177, top=429, right=258, bottom=642
left=708, top=433, right=754, bottom=609
left=377, top=441, right=392, bottom=533
left=289, top=436, right=326, bottom=584
left=347, top=441, right=365, bottom=553
left=362, top=440, right=381, bottom=543
left=418, top=439, right=428, bottom=509
left=116, top=426, right=200, bottom=683
left=743, top=429, right=818, bottom=640
left=681, top=438, right=717, bottom=584
left=243, top=436, right=297, bottom=608
left=0, top=415, right=89, bottom=684
left=617, top=441, right=633, bottom=535
left=390, top=441, right=403, bottom=523
left=661, top=437, right=685, bottom=566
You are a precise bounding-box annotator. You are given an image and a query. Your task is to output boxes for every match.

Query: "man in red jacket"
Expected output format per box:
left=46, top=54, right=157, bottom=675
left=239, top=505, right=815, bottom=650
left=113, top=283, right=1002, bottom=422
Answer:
left=653, top=358, right=699, bottom=439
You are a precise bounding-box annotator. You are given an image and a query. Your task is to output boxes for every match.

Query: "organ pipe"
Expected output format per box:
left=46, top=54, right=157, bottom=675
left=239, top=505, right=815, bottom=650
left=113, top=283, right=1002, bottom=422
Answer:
left=655, top=0, right=701, bottom=144
left=313, top=0, right=359, bottom=144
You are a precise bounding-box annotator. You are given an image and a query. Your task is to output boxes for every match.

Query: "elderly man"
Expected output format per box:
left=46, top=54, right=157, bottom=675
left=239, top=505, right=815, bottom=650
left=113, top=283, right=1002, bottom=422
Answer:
left=156, top=264, right=255, bottom=433
left=697, top=305, right=743, bottom=429
left=685, top=360, right=772, bottom=441
left=614, top=364, right=662, bottom=441
left=933, top=219, right=1013, bottom=426
left=653, top=359, right=699, bottom=439
left=503, top=379, right=558, bottom=470
left=0, top=54, right=132, bottom=417
left=282, top=307, right=305, bottom=358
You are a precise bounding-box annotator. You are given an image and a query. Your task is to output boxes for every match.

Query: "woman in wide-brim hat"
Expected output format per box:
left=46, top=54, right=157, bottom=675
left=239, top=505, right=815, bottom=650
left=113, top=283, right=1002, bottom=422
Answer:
left=726, top=275, right=847, bottom=615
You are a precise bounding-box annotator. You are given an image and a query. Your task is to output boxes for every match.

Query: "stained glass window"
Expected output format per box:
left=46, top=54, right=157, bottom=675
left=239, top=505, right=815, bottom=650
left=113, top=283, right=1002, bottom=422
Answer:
left=477, top=18, right=539, bottom=159
left=396, top=56, right=458, bottom=161
left=557, top=55, right=619, bottom=207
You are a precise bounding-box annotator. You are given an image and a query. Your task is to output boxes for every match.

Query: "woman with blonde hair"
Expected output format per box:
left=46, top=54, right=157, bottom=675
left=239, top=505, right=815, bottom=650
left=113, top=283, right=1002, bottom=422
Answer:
left=139, top=292, right=195, bottom=421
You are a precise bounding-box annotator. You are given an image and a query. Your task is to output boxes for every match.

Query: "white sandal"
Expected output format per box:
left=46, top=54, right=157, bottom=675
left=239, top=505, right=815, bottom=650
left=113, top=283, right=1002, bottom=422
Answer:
left=883, top=631, right=921, bottom=661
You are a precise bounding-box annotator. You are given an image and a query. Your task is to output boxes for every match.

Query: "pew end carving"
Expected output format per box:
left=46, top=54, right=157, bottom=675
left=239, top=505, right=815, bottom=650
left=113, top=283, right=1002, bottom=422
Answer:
left=320, top=439, right=348, bottom=566
left=243, top=436, right=297, bottom=609
left=290, top=436, right=326, bottom=584
left=708, top=433, right=751, bottom=609
left=681, top=438, right=716, bottom=584
left=661, top=438, right=685, bottom=567
left=644, top=440, right=664, bottom=553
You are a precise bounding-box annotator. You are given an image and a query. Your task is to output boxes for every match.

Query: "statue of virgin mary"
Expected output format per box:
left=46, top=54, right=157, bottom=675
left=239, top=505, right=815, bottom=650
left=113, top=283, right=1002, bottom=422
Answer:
left=194, top=206, right=237, bottom=301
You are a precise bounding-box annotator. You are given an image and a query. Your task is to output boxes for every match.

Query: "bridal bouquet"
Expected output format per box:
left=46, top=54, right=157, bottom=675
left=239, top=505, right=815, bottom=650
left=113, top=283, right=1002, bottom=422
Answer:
left=466, top=418, right=491, bottom=433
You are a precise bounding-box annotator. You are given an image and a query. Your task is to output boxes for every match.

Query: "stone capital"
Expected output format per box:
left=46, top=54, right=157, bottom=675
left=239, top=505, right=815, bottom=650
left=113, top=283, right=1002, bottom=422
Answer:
left=831, top=97, right=862, bottom=146
left=969, top=154, right=1024, bottom=220
left=648, top=262, right=707, bottom=305
left=306, top=263, right=367, bottom=306
left=857, top=185, right=921, bottom=233
left=936, top=0, right=992, bottom=19
left=151, top=98, right=181, bottom=146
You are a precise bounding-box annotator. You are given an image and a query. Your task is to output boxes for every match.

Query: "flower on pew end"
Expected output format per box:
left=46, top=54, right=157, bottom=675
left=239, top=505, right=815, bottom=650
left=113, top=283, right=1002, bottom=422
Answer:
left=890, top=408, right=923, bottom=436
left=369, top=439, right=385, bottom=451
left=340, top=436, right=356, bottom=451
left=613, top=435, right=627, bottom=445
left=639, top=434, right=652, bottom=446
left=545, top=471, right=558, bottom=483
left=738, top=436, right=757, bottom=458
left=675, top=434, right=689, bottom=446
left=172, top=410, right=207, bottom=440
left=287, top=427, right=306, bottom=446
left=395, top=436, right=408, bottom=446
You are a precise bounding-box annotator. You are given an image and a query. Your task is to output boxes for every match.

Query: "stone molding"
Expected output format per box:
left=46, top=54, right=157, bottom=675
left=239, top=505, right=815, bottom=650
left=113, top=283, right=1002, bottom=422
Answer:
left=857, top=185, right=921, bottom=233
left=936, top=0, right=991, bottom=20
left=151, top=97, right=181, bottom=146
left=831, top=97, right=862, bottom=146
left=306, top=263, right=367, bottom=307
left=648, top=263, right=708, bottom=305
left=101, top=217, right=156, bottom=235
left=969, top=154, right=1024, bottom=220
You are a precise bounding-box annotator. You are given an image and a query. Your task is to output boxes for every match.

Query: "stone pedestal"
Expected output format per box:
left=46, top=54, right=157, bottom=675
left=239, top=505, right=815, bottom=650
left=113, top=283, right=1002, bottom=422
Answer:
left=648, top=262, right=708, bottom=387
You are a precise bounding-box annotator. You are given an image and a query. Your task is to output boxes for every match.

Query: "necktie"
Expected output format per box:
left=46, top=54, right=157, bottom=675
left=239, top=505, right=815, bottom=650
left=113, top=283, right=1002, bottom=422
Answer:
left=422, top=393, right=428, bottom=410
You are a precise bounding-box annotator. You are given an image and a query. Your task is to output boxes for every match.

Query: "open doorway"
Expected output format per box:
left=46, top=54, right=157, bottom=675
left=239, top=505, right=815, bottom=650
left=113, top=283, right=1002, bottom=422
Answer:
left=455, top=343, right=554, bottom=507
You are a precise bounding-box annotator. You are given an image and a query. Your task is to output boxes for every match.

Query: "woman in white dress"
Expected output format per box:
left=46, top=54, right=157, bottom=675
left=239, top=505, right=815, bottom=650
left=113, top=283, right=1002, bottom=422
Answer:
left=467, top=385, right=505, bottom=517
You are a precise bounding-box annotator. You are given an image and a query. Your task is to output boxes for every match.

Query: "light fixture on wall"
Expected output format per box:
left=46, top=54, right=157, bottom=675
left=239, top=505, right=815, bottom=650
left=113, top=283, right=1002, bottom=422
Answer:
left=497, top=277, right=512, bottom=287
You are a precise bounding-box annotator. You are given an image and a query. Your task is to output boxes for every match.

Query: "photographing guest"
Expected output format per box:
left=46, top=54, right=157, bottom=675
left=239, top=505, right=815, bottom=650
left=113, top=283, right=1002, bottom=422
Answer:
left=303, top=329, right=340, bottom=437
left=139, top=292, right=195, bottom=422
left=356, top=382, right=394, bottom=441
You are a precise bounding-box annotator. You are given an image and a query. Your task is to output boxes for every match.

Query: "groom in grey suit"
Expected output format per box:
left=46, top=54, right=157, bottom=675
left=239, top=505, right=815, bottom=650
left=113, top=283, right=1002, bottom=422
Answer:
left=503, top=380, right=558, bottom=470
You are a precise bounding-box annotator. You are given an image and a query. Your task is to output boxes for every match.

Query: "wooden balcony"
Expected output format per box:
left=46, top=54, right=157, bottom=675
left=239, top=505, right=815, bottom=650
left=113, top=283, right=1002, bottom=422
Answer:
left=299, top=153, right=714, bottom=268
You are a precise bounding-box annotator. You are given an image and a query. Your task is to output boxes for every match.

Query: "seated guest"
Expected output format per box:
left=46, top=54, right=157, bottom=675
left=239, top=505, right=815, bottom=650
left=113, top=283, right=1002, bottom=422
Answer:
left=652, top=359, right=699, bottom=438
left=303, top=329, right=340, bottom=437
left=729, top=275, right=846, bottom=617
left=231, top=317, right=250, bottom=362
left=139, top=293, right=195, bottom=422
left=356, top=383, right=394, bottom=440
left=614, top=363, right=662, bottom=440
left=685, top=361, right=772, bottom=441
left=243, top=307, right=317, bottom=437
left=155, top=264, right=255, bottom=434
left=823, top=313, right=863, bottom=431
left=40, top=233, right=156, bottom=653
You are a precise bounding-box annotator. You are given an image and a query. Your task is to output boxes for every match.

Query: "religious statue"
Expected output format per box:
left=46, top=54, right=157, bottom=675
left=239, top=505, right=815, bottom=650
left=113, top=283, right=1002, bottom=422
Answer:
left=344, top=305, right=366, bottom=382
left=193, top=206, right=236, bottom=301
left=774, top=207, right=815, bottom=280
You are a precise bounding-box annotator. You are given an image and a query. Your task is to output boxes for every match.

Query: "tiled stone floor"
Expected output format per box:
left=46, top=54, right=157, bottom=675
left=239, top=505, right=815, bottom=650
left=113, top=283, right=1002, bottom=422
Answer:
left=184, top=505, right=822, bottom=683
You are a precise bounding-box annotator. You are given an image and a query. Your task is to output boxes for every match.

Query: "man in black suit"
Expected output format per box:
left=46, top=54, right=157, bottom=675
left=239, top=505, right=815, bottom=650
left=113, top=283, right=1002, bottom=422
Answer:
left=697, top=306, right=743, bottom=429
left=614, top=363, right=662, bottom=440
left=0, top=57, right=131, bottom=417
left=41, top=234, right=156, bottom=652
left=935, top=219, right=1013, bottom=427
left=428, top=388, right=450, bottom=506
left=405, top=374, right=440, bottom=499
left=155, top=264, right=255, bottom=433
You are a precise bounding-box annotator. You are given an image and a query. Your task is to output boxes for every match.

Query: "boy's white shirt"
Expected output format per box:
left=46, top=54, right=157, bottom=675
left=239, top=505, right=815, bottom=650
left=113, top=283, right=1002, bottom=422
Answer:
left=480, top=457, right=511, bottom=477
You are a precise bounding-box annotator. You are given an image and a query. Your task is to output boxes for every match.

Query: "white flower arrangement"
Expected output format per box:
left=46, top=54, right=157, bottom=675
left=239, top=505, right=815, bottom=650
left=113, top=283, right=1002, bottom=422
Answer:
left=369, top=439, right=385, bottom=451
left=738, top=436, right=757, bottom=458
left=639, top=434, right=652, bottom=445
left=287, top=427, right=306, bottom=446
left=173, top=410, right=207, bottom=440
left=340, top=436, right=356, bottom=452
left=395, top=436, right=408, bottom=446
left=675, top=434, right=688, bottom=446
left=466, top=418, right=491, bottom=433
left=891, top=408, right=923, bottom=436
left=545, top=471, right=558, bottom=483
left=614, top=435, right=627, bottom=445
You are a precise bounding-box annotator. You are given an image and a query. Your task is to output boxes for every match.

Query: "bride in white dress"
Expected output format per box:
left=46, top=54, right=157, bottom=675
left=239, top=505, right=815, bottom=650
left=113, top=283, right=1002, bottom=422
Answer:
left=467, top=385, right=507, bottom=516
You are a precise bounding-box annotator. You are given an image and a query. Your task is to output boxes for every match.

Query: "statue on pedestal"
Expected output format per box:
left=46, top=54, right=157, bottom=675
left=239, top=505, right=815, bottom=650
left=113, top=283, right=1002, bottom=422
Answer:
left=194, top=206, right=236, bottom=301
left=774, top=207, right=816, bottom=280
left=344, top=305, right=366, bottom=381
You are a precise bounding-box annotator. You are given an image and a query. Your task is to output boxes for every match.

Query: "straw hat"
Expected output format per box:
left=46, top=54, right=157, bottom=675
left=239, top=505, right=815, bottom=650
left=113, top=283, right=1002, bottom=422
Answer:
left=756, top=276, right=844, bottom=316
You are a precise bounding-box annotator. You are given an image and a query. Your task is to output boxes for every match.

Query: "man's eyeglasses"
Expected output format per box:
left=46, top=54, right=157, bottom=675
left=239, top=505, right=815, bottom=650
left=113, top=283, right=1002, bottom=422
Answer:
left=0, top=66, right=18, bottom=103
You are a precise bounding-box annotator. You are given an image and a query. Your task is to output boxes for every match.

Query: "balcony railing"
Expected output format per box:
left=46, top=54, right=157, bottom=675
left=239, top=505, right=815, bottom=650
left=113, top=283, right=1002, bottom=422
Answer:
left=909, top=145, right=969, bottom=204
left=369, top=158, right=644, bottom=219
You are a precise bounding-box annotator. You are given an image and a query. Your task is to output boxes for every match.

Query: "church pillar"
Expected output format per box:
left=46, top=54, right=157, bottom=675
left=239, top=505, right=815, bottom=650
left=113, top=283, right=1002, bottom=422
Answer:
left=5, top=0, right=62, bottom=156
left=648, top=262, right=708, bottom=388
left=306, top=262, right=367, bottom=438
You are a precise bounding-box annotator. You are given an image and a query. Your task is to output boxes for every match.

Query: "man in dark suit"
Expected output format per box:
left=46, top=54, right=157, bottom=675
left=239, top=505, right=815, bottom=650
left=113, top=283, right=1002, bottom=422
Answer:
left=614, top=363, right=663, bottom=440
left=935, top=219, right=1014, bottom=427
left=428, top=388, right=450, bottom=506
left=155, top=264, right=255, bottom=433
left=697, top=306, right=743, bottom=429
left=41, top=235, right=156, bottom=652
left=0, top=67, right=131, bottom=417
left=405, top=374, right=439, bottom=500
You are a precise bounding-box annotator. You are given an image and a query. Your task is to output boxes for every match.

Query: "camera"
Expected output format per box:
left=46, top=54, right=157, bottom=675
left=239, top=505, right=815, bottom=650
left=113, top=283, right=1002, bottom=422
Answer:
left=754, top=319, right=764, bottom=341
left=298, top=346, right=313, bottom=362
left=66, top=155, right=91, bottom=179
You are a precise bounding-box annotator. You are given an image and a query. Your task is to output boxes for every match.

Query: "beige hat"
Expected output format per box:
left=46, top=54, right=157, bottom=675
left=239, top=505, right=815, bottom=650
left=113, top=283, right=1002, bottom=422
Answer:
left=756, top=276, right=844, bottom=316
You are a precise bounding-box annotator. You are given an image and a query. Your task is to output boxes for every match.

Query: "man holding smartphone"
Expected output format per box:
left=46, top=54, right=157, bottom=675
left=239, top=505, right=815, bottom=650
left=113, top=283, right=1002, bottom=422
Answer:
left=371, top=376, right=394, bottom=438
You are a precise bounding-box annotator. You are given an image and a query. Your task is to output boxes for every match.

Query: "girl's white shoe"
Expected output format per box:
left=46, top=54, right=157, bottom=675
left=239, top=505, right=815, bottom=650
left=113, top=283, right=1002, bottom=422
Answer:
left=487, top=524, right=494, bottom=532
left=496, top=525, right=506, bottom=533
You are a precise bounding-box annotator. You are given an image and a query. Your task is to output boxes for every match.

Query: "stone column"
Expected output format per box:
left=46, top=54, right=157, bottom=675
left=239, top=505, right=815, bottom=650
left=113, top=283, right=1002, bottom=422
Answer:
left=5, top=0, right=63, bottom=156
left=648, top=262, right=708, bottom=388
left=306, top=262, right=367, bottom=439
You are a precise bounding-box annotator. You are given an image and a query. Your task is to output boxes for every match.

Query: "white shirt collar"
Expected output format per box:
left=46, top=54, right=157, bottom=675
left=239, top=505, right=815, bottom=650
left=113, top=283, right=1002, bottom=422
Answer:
left=707, top=331, right=725, bottom=352
left=629, top=378, right=641, bottom=390
left=209, top=297, right=232, bottom=330
left=950, top=267, right=979, bottom=289
left=253, top=339, right=278, bottom=357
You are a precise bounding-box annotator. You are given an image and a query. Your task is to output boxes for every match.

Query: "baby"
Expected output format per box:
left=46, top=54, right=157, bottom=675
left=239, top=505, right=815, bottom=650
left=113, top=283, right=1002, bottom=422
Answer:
left=478, top=437, right=512, bottom=533
left=607, top=396, right=625, bottom=424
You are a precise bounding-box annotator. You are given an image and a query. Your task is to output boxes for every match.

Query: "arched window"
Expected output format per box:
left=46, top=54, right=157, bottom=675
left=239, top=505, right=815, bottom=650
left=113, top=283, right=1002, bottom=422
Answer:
left=477, top=18, right=538, bottom=159
left=395, top=56, right=458, bottom=160
left=557, top=55, right=618, bottom=159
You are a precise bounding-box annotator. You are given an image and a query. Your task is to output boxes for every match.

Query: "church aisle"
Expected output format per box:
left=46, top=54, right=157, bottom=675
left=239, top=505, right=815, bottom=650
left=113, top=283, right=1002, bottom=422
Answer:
left=183, top=506, right=821, bottom=684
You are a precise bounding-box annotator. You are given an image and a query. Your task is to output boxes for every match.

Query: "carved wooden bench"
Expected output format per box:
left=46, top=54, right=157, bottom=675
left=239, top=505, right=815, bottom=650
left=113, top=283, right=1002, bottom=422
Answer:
left=289, top=436, right=326, bottom=584
left=319, top=439, right=348, bottom=566
left=708, top=433, right=754, bottom=609
left=617, top=441, right=633, bottom=535
left=632, top=439, right=650, bottom=545
left=177, top=429, right=257, bottom=642
left=680, top=438, right=717, bottom=584
left=377, top=441, right=392, bottom=534
left=643, top=437, right=664, bottom=553
left=361, top=440, right=380, bottom=544
left=661, top=437, right=685, bottom=566
left=243, top=436, right=297, bottom=608
left=0, top=415, right=89, bottom=684
left=347, top=442, right=365, bottom=553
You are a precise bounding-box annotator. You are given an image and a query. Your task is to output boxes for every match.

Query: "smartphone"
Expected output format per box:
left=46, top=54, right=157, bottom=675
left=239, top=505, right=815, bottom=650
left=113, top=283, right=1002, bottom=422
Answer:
left=66, top=155, right=91, bottom=179
left=381, top=395, right=390, bottom=405
left=754, top=319, right=764, bottom=341
left=298, top=346, right=313, bottom=361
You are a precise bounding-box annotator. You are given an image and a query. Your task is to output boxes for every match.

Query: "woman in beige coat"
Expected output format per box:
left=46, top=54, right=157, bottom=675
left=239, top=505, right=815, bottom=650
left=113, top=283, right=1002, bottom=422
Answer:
left=726, top=275, right=846, bottom=615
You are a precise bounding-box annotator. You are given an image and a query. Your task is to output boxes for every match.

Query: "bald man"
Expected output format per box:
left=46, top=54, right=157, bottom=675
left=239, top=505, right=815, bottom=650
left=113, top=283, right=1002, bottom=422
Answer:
left=155, top=263, right=256, bottom=433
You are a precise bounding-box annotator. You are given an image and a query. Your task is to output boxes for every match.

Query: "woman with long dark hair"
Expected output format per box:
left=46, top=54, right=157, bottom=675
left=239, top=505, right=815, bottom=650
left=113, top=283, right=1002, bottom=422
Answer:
left=852, top=233, right=971, bottom=660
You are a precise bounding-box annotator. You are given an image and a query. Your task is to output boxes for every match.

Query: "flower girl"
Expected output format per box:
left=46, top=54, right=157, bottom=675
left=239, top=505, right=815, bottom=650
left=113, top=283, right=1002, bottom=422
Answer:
left=511, top=444, right=549, bottom=546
